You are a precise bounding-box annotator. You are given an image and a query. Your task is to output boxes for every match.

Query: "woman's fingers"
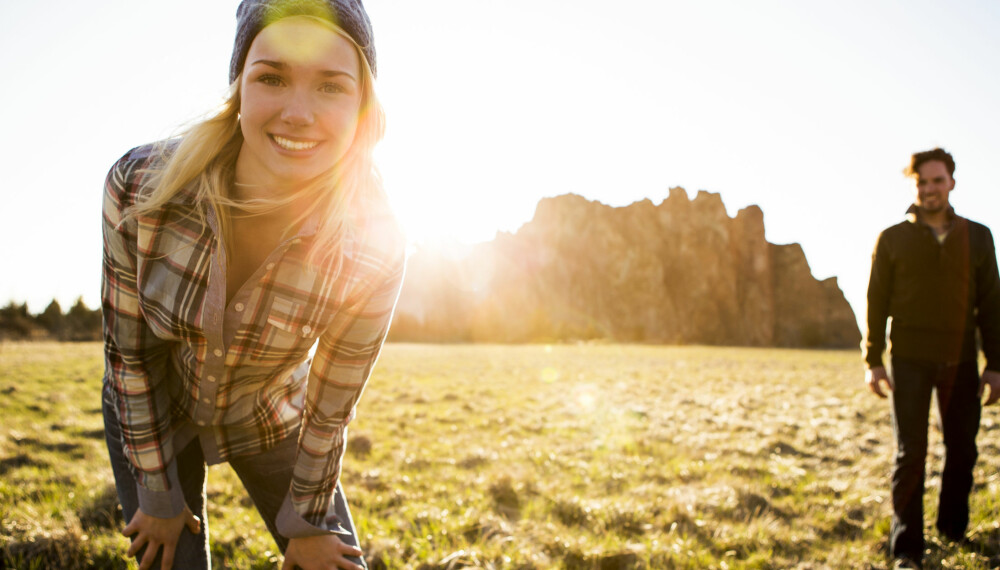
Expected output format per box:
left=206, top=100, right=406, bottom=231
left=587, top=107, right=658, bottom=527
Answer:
left=337, top=541, right=363, bottom=557
left=185, top=511, right=201, bottom=534
left=336, top=542, right=365, bottom=570
left=126, top=533, right=147, bottom=557
left=283, top=534, right=365, bottom=570
left=339, top=558, right=364, bottom=570
left=137, top=539, right=160, bottom=570
left=160, top=539, right=177, bottom=570
left=122, top=518, right=137, bottom=538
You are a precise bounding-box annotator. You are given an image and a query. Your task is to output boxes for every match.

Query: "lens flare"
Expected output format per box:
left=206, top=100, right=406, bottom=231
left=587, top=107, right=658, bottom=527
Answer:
left=541, top=367, right=560, bottom=383
left=576, top=387, right=597, bottom=411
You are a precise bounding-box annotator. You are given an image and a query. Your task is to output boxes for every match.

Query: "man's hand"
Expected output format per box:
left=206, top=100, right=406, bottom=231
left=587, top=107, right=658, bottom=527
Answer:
left=980, top=370, right=1000, bottom=406
left=282, top=534, right=364, bottom=570
left=122, top=506, right=200, bottom=570
left=866, top=366, right=893, bottom=398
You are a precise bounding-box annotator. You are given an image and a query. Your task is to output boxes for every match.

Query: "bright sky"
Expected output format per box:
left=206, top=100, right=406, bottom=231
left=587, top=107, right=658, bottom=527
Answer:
left=3, top=1, right=999, bottom=331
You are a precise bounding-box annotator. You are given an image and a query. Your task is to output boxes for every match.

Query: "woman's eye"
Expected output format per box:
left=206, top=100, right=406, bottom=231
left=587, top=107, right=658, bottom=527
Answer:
left=320, top=83, right=346, bottom=94
left=257, top=74, right=283, bottom=87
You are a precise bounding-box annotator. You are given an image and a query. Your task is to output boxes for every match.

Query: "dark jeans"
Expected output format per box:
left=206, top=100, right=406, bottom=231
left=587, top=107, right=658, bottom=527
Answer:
left=102, top=387, right=366, bottom=569
left=889, top=357, right=981, bottom=560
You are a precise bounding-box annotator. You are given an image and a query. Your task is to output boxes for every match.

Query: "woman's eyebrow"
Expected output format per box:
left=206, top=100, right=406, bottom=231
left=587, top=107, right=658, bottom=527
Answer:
left=249, top=59, right=286, bottom=69
left=248, top=59, right=356, bottom=81
left=318, top=69, right=356, bottom=81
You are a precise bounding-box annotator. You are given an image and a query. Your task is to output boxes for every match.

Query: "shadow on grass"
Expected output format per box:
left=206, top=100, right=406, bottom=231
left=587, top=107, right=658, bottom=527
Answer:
left=13, top=437, right=84, bottom=455
left=543, top=541, right=641, bottom=570
left=0, top=454, right=47, bottom=476
left=915, top=526, right=1000, bottom=569
left=78, top=428, right=107, bottom=440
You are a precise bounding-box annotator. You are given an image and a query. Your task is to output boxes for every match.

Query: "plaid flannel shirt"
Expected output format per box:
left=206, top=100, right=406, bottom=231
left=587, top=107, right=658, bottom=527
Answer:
left=101, top=143, right=405, bottom=536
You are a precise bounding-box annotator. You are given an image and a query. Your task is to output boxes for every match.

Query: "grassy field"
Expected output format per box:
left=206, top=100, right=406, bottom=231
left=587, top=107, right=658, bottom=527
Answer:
left=1, top=342, right=998, bottom=569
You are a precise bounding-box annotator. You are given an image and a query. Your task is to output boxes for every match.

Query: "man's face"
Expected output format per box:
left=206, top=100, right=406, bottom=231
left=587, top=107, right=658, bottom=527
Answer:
left=914, top=160, right=955, bottom=215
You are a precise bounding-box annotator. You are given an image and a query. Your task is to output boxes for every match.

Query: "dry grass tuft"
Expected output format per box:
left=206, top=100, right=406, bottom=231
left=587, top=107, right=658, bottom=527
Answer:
left=77, top=484, right=123, bottom=531
left=348, top=433, right=374, bottom=457
left=550, top=496, right=593, bottom=528
left=488, top=475, right=523, bottom=520
left=3, top=530, right=87, bottom=570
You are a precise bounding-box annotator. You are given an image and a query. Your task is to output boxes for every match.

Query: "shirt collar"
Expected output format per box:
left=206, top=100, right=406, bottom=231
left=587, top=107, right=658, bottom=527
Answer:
left=905, top=203, right=957, bottom=226
left=164, top=187, right=321, bottom=240
left=297, top=211, right=320, bottom=238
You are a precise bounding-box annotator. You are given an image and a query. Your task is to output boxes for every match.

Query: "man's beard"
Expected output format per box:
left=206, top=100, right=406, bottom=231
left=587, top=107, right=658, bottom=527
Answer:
left=918, top=196, right=946, bottom=213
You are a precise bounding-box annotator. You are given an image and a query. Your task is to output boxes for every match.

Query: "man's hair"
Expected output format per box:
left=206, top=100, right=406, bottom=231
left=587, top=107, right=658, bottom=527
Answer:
left=904, top=147, right=956, bottom=179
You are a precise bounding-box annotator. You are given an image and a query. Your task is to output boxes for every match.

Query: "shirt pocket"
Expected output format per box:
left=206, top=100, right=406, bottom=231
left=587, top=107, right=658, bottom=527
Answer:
left=248, top=296, right=321, bottom=365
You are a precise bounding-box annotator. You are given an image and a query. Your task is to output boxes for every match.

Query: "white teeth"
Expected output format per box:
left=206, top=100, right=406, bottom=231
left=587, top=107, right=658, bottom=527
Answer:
left=272, top=135, right=318, bottom=151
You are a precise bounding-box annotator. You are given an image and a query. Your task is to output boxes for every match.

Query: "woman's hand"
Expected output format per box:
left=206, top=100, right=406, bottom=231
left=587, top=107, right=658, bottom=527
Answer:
left=282, top=534, right=365, bottom=570
left=122, top=506, right=200, bottom=570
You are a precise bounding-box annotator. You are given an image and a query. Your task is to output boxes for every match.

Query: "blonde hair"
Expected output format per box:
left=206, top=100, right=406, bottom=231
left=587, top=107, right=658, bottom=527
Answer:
left=125, top=26, right=386, bottom=271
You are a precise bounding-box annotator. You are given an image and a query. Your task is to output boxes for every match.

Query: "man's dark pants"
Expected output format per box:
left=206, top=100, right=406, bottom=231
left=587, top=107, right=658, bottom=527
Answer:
left=889, top=357, right=981, bottom=560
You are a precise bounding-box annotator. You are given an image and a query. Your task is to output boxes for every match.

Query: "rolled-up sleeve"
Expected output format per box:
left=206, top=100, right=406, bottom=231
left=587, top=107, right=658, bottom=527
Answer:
left=102, top=153, right=184, bottom=518
left=276, top=249, right=405, bottom=537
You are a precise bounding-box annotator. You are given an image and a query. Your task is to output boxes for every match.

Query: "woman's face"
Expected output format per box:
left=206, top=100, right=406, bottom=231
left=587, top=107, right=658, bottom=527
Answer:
left=236, top=16, right=363, bottom=191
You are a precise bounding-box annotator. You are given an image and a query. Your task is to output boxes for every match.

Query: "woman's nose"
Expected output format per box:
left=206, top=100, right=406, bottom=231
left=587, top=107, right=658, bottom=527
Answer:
left=280, top=89, right=315, bottom=126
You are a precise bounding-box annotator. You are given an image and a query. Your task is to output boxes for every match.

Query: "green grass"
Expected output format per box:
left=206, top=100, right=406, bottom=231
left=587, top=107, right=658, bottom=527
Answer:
left=1, top=342, right=998, bottom=568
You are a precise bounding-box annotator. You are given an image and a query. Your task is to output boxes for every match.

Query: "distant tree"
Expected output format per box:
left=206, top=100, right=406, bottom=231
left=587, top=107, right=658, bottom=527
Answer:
left=0, top=301, right=37, bottom=340
left=0, top=297, right=101, bottom=342
left=64, top=297, right=102, bottom=341
left=36, top=299, right=67, bottom=339
left=387, top=313, right=424, bottom=342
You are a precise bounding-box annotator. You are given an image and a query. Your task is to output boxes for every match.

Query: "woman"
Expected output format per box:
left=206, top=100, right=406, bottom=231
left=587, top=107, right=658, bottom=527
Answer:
left=101, top=1, right=404, bottom=569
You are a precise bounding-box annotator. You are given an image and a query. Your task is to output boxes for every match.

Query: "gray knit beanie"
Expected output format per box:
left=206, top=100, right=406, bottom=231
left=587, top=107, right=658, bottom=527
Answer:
left=229, top=0, right=376, bottom=84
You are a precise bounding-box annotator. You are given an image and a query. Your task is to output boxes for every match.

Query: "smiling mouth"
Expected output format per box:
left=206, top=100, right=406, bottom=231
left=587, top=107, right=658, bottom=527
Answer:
left=271, top=135, right=319, bottom=152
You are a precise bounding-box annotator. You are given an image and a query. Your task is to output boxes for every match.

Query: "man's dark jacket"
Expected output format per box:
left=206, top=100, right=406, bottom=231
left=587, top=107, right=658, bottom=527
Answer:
left=864, top=206, right=1000, bottom=370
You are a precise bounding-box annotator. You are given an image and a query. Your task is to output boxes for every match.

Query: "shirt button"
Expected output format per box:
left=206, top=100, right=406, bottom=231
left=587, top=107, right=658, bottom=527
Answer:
left=302, top=325, right=312, bottom=335
left=206, top=375, right=217, bottom=383
left=213, top=349, right=223, bottom=357
left=234, top=303, right=245, bottom=312
left=202, top=397, right=211, bottom=404
left=266, top=263, right=275, bottom=271
left=197, top=420, right=206, bottom=426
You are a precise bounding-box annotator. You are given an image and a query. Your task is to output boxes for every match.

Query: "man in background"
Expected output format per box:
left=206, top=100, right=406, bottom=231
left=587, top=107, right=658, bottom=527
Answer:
left=864, top=147, right=1000, bottom=569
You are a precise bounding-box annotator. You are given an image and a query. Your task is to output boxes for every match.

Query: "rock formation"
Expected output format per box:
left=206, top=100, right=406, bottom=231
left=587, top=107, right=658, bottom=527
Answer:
left=390, top=190, right=860, bottom=348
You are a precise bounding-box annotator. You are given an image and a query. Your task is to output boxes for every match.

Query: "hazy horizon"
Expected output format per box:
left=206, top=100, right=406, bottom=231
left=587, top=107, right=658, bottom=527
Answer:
left=3, top=0, right=999, bottom=326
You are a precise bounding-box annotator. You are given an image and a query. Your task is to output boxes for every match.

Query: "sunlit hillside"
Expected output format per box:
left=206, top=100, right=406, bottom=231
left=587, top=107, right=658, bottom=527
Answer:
left=391, top=192, right=860, bottom=348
